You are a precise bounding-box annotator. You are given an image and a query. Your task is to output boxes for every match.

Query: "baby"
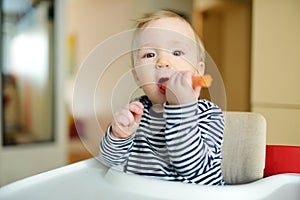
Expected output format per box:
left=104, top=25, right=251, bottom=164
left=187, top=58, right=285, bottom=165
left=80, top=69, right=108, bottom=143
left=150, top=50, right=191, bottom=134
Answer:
left=100, top=10, right=225, bottom=185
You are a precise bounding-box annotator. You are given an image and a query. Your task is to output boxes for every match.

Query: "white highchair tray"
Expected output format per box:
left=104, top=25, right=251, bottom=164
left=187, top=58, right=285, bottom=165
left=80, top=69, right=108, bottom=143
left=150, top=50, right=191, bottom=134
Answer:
left=0, top=158, right=299, bottom=200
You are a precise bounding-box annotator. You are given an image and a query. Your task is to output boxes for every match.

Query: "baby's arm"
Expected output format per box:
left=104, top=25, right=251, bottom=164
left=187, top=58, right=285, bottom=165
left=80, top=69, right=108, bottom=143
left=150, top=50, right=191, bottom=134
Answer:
left=164, top=101, right=224, bottom=181
left=99, top=127, right=134, bottom=166
left=99, top=101, right=144, bottom=166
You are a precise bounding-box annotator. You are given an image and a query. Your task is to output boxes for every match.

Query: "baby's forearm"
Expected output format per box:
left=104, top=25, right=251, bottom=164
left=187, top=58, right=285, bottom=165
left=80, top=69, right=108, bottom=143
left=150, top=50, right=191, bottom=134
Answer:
left=164, top=102, right=206, bottom=175
left=99, top=126, right=134, bottom=166
left=164, top=101, right=224, bottom=177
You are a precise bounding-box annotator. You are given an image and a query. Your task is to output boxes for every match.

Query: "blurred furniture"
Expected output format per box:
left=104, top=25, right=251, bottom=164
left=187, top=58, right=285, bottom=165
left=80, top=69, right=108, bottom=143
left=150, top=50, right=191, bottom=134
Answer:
left=0, top=0, right=67, bottom=186
left=68, top=138, right=92, bottom=164
left=68, top=115, right=92, bottom=164
left=222, top=112, right=266, bottom=184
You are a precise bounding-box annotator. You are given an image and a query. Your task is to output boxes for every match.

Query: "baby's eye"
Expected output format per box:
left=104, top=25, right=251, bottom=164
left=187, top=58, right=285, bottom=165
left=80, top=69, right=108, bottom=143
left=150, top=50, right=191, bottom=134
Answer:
left=173, top=50, right=184, bottom=56
left=143, top=52, right=156, bottom=59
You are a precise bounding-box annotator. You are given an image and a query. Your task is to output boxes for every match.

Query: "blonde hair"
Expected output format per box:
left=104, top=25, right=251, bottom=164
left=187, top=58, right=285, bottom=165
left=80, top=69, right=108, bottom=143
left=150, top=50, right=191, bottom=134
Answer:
left=135, top=10, right=187, bottom=29
left=131, top=10, right=205, bottom=65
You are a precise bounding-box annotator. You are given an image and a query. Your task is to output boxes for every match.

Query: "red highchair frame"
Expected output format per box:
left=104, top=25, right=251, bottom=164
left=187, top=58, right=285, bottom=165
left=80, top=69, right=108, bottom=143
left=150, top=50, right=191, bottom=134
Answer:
left=264, top=145, right=300, bottom=177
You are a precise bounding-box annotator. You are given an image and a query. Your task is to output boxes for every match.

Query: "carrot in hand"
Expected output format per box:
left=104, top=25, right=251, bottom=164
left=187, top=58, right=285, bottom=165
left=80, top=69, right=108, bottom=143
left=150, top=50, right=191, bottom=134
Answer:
left=161, top=74, right=213, bottom=90
left=192, top=74, right=213, bottom=88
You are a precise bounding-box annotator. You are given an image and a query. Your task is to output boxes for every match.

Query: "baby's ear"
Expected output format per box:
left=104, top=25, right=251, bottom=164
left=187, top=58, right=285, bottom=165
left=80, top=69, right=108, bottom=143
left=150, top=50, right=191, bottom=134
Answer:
left=197, top=61, right=205, bottom=76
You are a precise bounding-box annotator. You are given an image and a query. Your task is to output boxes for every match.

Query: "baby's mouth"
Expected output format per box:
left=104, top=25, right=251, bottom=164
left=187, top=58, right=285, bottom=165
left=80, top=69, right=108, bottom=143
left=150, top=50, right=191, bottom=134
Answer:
left=157, top=77, right=169, bottom=94
left=158, top=77, right=169, bottom=84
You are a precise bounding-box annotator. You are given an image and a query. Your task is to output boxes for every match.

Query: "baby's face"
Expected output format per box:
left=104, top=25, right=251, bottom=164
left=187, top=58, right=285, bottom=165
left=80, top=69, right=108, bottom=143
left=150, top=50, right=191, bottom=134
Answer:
left=133, top=17, right=201, bottom=105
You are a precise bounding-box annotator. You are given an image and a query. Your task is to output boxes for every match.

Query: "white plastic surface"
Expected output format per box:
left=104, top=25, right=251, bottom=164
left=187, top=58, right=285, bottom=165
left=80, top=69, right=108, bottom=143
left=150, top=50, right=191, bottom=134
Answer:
left=0, top=158, right=299, bottom=200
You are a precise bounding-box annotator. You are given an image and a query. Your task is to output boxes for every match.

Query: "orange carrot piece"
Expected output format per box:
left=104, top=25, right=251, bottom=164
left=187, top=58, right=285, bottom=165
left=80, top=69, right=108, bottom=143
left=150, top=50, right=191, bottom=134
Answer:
left=192, top=74, right=213, bottom=88
left=161, top=74, right=213, bottom=90
left=161, top=82, right=167, bottom=90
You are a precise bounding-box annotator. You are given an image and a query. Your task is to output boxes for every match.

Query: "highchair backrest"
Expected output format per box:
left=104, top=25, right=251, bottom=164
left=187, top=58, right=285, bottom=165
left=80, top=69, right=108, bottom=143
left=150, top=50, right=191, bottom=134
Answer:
left=221, top=112, right=267, bottom=185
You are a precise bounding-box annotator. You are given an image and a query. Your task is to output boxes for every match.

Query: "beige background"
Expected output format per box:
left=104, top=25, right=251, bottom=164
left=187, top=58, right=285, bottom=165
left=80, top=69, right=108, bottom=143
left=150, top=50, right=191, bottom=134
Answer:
left=251, top=0, right=300, bottom=145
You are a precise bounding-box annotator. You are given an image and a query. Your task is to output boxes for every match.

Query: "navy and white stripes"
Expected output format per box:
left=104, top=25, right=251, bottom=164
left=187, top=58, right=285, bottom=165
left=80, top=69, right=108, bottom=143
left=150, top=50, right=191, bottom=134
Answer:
left=99, top=96, right=225, bottom=185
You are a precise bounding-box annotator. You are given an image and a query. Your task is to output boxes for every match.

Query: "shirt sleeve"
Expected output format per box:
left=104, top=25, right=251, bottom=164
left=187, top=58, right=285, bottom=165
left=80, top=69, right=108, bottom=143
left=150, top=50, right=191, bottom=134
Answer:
left=163, top=100, right=224, bottom=178
left=99, top=125, right=134, bottom=167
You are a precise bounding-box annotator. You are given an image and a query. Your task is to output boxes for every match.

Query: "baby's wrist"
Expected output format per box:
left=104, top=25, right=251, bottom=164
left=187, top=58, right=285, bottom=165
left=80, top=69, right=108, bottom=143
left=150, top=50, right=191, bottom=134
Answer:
left=109, top=128, right=120, bottom=139
left=109, top=124, right=133, bottom=140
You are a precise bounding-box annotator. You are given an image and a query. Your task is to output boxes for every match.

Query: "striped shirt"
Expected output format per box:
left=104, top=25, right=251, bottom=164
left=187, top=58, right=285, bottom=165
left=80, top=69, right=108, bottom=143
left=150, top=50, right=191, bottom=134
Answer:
left=99, top=96, right=225, bottom=185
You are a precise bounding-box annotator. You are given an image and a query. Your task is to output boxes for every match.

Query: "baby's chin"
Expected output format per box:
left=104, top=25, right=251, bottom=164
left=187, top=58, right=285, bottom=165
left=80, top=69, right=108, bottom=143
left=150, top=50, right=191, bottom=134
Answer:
left=142, top=84, right=166, bottom=102
left=147, top=92, right=166, bottom=106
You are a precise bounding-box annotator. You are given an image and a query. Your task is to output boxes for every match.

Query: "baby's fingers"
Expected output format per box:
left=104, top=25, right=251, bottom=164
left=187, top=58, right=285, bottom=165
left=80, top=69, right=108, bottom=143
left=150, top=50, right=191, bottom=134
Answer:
left=111, top=112, right=134, bottom=139
left=111, top=103, right=143, bottom=139
left=115, top=109, right=135, bottom=127
left=129, top=101, right=144, bottom=118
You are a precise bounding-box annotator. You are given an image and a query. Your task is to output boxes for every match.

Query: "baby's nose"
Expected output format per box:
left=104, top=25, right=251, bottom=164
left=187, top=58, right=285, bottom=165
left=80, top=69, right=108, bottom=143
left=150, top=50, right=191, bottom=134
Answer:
left=156, top=58, right=171, bottom=69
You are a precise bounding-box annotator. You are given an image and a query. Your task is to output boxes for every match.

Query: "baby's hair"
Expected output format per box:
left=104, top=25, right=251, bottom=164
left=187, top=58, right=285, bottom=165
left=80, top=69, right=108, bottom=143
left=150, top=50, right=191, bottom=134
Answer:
left=131, top=10, right=205, bottom=65
left=135, top=10, right=188, bottom=29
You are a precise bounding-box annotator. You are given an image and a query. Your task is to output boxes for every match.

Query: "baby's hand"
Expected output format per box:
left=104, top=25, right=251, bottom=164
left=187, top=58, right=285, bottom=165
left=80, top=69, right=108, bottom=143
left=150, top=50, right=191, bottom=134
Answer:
left=166, top=71, right=201, bottom=105
left=110, top=101, right=144, bottom=139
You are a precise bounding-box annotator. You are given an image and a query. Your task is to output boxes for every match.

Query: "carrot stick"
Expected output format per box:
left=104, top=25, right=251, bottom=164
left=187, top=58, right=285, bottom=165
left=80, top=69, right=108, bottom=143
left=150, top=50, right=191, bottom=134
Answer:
left=161, top=74, right=213, bottom=90
left=192, top=74, right=213, bottom=88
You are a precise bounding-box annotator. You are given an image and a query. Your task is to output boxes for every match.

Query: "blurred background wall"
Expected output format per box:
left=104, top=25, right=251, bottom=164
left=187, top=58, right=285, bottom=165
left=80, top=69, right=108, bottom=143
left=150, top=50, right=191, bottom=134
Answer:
left=0, top=0, right=299, bottom=186
left=251, top=0, right=300, bottom=146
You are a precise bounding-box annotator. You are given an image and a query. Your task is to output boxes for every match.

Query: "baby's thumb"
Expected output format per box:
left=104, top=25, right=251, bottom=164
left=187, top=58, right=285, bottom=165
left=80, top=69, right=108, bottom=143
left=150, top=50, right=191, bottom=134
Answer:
left=134, top=111, right=143, bottom=126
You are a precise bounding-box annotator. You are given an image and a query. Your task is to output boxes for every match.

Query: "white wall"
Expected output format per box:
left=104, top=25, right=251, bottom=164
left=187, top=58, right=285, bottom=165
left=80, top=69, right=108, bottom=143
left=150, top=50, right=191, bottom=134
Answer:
left=66, top=0, right=193, bottom=73
left=251, top=0, right=300, bottom=145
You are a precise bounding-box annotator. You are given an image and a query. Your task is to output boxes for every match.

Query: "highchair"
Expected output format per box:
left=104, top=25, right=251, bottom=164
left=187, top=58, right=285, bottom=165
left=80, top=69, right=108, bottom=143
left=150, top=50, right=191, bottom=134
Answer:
left=0, top=112, right=299, bottom=200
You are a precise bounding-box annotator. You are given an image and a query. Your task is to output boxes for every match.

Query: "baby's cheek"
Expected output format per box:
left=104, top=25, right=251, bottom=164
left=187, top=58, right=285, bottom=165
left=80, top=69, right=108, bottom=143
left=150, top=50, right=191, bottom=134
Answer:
left=134, top=65, right=156, bottom=86
left=182, top=64, right=198, bottom=74
left=179, top=55, right=198, bottom=71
